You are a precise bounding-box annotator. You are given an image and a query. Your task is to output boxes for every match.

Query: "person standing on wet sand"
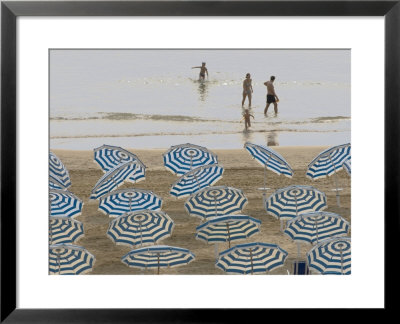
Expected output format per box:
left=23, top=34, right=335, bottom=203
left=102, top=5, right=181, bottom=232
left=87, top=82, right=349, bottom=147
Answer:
left=242, top=73, right=253, bottom=108
left=264, top=76, right=279, bottom=115
left=192, top=62, right=208, bottom=81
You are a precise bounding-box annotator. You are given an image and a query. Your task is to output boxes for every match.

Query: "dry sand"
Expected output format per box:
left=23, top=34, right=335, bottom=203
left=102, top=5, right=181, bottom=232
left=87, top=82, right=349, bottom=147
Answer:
left=52, top=146, right=351, bottom=275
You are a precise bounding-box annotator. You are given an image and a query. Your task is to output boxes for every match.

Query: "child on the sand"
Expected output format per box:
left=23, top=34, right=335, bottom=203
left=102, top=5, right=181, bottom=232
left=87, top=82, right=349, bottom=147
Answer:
left=241, top=109, right=255, bottom=130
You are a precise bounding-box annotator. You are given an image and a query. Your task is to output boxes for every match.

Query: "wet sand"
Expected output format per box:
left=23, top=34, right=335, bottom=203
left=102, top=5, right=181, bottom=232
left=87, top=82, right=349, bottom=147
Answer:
left=52, top=146, right=351, bottom=275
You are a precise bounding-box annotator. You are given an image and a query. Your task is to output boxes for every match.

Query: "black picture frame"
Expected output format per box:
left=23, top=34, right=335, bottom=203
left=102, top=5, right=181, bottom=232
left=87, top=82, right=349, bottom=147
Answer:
left=1, top=0, right=398, bottom=322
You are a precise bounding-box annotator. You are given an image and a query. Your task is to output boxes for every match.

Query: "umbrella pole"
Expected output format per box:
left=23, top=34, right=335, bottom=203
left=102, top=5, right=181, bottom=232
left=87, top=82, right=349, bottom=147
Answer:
left=139, top=221, right=143, bottom=247
left=339, top=244, right=344, bottom=275
left=214, top=244, right=219, bottom=259
left=329, top=156, right=341, bottom=207
left=157, top=253, right=160, bottom=275
left=226, top=223, right=231, bottom=248
left=297, top=243, right=301, bottom=258
left=263, top=164, right=266, bottom=190
left=57, top=253, right=61, bottom=275
left=250, top=248, right=254, bottom=275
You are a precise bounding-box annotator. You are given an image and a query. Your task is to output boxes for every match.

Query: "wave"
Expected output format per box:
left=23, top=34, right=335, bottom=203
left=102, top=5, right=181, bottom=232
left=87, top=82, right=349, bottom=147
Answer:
left=50, top=113, right=350, bottom=124
left=50, top=128, right=348, bottom=140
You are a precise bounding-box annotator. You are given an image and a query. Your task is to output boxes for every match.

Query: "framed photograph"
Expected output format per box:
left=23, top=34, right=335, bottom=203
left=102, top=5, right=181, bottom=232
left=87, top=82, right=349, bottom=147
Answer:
left=1, top=0, right=398, bottom=321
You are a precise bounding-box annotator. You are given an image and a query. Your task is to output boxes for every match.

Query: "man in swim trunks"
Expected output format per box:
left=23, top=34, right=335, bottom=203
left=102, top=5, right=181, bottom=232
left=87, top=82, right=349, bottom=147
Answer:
left=264, top=75, right=279, bottom=115
left=192, top=62, right=208, bottom=81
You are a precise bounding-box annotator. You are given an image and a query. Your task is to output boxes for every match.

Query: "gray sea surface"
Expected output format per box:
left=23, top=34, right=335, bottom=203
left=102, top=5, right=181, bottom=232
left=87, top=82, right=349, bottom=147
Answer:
left=50, top=49, right=350, bottom=149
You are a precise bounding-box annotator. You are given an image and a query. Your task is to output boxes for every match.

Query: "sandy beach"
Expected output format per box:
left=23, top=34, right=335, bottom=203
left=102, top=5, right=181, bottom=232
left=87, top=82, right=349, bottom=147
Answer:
left=52, top=146, right=351, bottom=275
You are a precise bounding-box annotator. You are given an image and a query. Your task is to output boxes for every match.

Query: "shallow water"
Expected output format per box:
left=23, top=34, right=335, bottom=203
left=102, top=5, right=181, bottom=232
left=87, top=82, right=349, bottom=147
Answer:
left=50, top=49, right=350, bottom=150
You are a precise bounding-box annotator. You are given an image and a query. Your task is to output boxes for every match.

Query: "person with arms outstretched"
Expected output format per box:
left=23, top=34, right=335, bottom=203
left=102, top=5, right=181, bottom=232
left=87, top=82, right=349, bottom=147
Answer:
left=264, top=75, right=279, bottom=116
left=192, top=62, right=208, bottom=81
left=242, top=73, right=253, bottom=108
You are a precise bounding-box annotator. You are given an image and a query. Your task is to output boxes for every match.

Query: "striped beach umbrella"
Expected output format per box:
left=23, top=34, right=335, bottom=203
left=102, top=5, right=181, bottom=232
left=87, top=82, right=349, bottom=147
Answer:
left=265, top=185, right=327, bottom=230
left=90, top=160, right=141, bottom=200
left=196, top=215, right=261, bottom=248
left=244, top=142, right=293, bottom=191
left=49, top=216, right=84, bottom=245
left=216, top=242, right=288, bottom=275
left=94, top=145, right=146, bottom=183
left=121, top=245, right=195, bottom=274
left=306, top=143, right=351, bottom=206
left=284, top=211, right=350, bottom=257
left=285, top=211, right=350, bottom=245
left=307, top=237, right=351, bottom=275
left=184, top=186, right=248, bottom=220
left=49, top=189, right=83, bottom=218
left=163, top=143, right=218, bottom=176
left=99, top=188, right=162, bottom=217
left=170, top=164, right=224, bottom=198
left=49, top=151, right=71, bottom=188
left=107, top=210, right=174, bottom=248
left=49, top=244, right=95, bottom=275
left=49, top=174, right=67, bottom=190
left=343, top=157, right=351, bottom=176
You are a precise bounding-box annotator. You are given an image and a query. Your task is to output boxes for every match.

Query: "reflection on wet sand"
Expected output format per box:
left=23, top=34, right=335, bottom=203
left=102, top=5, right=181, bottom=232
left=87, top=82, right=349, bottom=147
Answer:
left=197, top=80, right=208, bottom=102
left=267, top=131, right=279, bottom=146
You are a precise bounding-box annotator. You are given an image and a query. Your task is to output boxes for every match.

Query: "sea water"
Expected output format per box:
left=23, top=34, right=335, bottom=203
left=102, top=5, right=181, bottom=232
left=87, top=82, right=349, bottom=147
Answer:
left=50, top=49, right=350, bottom=150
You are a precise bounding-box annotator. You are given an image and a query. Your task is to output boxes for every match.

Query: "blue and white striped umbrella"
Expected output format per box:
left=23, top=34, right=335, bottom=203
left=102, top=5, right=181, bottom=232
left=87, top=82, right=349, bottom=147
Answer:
left=121, top=245, right=195, bottom=274
left=49, top=151, right=71, bottom=188
left=343, top=157, right=351, bottom=176
left=49, top=174, right=67, bottom=190
left=284, top=211, right=350, bottom=245
left=49, top=189, right=83, bottom=218
left=170, top=164, right=224, bottom=198
left=94, top=145, right=146, bottom=183
left=99, top=188, right=162, bottom=217
left=90, top=160, right=141, bottom=200
left=163, top=143, right=218, bottom=176
left=265, top=185, right=327, bottom=226
left=307, top=237, right=351, bottom=275
left=244, top=142, right=293, bottom=190
left=107, top=210, right=174, bottom=248
left=196, top=215, right=261, bottom=248
left=306, top=143, right=351, bottom=206
left=49, top=216, right=84, bottom=245
left=184, top=186, right=248, bottom=220
left=306, top=143, right=351, bottom=180
left=216, top=242, right=288, bottom=275
left=49, top=244, right=95, bottom=275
